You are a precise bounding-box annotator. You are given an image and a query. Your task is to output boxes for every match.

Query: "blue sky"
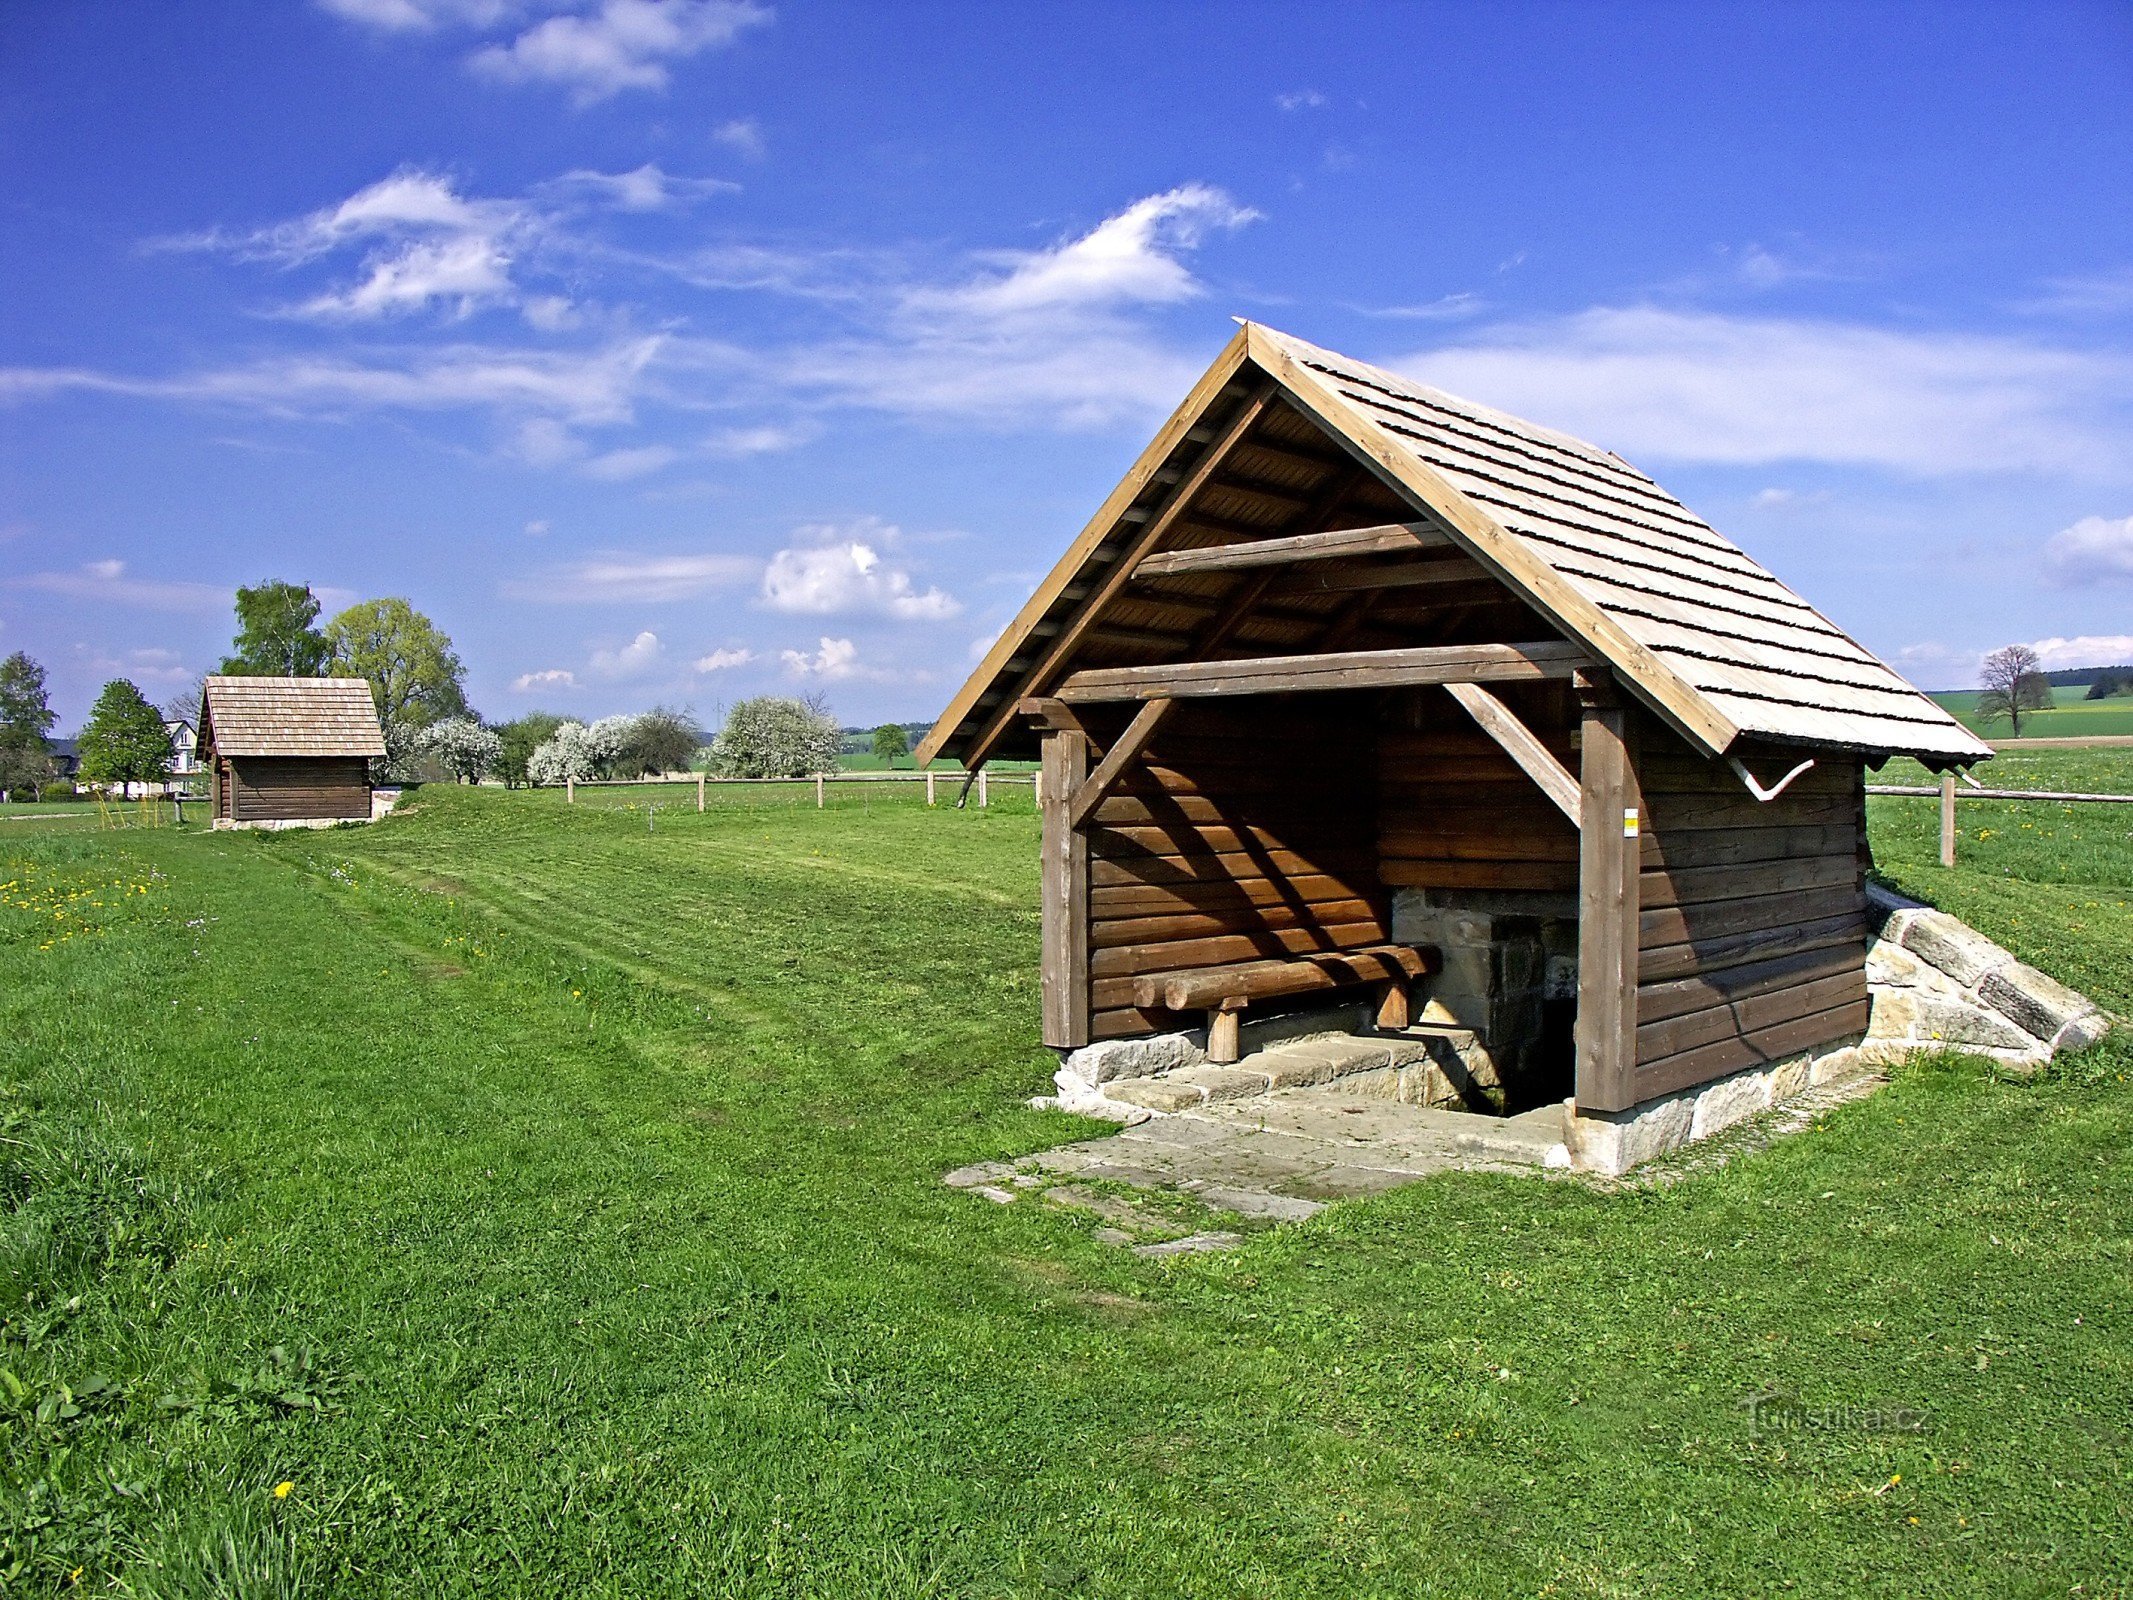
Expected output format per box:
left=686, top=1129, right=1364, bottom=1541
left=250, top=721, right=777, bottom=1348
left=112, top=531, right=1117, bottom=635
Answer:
left=4, top=1, right=2131, bottom=731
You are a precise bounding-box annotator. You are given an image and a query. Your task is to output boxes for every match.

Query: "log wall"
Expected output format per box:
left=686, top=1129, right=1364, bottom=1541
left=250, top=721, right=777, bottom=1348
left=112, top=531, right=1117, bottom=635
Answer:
left=1084, top=698, right=1382, bottom=1040
left=1632, top=723, right=1870, bottom=1099
left=226, top=756, right=372, bottom=823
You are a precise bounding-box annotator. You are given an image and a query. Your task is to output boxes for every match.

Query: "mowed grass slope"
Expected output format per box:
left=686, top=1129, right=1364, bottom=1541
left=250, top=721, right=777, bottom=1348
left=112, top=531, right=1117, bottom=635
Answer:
left=1928, top=687, right=2133, bottom=740
left=1, top=777, right=2129, bottom=1596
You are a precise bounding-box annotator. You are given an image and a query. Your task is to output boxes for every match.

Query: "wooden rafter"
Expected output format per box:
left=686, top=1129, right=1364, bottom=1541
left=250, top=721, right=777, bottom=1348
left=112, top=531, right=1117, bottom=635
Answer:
left=1132, top=520, right=1447, bottom=578
left=1057, top=640, right=1591, bottom=704
left=1068, top=697, right=1175, bottom=829
left=1443, top=682, right=1581, bottom=826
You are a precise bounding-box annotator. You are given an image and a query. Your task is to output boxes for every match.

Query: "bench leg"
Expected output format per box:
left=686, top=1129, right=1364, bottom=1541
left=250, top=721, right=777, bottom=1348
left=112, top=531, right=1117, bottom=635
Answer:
left=1206, top=1006, right=1243, bottom=1065
left=1375, top=977, right=1411, bottom=1032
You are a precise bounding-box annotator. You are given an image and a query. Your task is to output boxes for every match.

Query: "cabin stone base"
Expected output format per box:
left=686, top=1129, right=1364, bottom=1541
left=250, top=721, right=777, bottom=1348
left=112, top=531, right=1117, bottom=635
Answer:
left=213, top=814, right=370, bottom=831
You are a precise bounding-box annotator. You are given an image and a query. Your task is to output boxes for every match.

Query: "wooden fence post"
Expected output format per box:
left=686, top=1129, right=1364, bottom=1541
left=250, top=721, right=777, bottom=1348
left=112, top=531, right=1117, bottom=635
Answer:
left=1573, top=677, right=1641, bottom=1115
left=1039, top=730, right=1091, bottom=1047
left=978, top=768, right=989, bottom=809
left=926, top=771, right=936, bottom=807
left=697, top=773, right=705, bottom=813
left=566, top=776, right=575, bottom=805
left=1032, top=767, right=1043, bottom=807
left=1940, top=769, right=1957, bottom=867
left=815, top=774, right=825, bottom=808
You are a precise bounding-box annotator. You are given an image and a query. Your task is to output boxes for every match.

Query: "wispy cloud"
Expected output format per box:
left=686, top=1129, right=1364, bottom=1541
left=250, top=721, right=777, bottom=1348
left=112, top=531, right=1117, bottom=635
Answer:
left=693, top=646, right=755, bottom=671
left=470, top=0, right=771, bottom=103
left=2017, top=268, right=2133, bottom=317
left=779, top=635, right=859, bottom=679
left=503, top=550, right=759, bottom=603
left=13, top=560, right=228, bottom=612
left=711, top=118, right=766, bottom=159
left=2045, top=513, right=2133, bottom=584
left=1394, top=307, right=2133, bottom=477
left=541, top=163, right=738, bottom=212
left=759, top=519, right=958, bottom=620
left=704, top=421, right=816, bottom=456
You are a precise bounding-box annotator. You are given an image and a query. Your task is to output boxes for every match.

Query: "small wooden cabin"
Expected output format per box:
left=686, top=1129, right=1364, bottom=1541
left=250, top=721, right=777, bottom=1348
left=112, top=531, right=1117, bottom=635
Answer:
left=920, top=324, right=1990, bottom=1116
left=198, top=676, right=387, bottom=828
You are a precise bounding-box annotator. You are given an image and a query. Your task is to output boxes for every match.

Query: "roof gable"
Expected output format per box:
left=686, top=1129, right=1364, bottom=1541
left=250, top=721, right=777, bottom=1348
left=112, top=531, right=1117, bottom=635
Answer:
left=919, top=323, right=1989, bottom=768
left=200, top=676, right=387, bottom=758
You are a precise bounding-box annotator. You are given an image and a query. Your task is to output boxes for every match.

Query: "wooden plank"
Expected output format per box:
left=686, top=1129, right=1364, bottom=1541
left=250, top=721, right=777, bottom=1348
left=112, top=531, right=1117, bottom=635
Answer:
left=1634, top=998, right=1872, bottom=1101
left=1637, top=967, right=1867, bottom=1065
left=1574, top=691, right=1641, bottom=1114
left=1069, top=697, right=1174, bottom=830
left=1132, top=521, right=1447, bottom=577
left=1638, top=823, right=1859, bottom=872
left=1637, top=941, right=1867, bottom=1027
left=1637, top=882, right=1865, bottom=951
left=1642, top=789, right=1862, bottom=832
left=1090, top=847, right=1374, bottom=886
left=1270, top=557, right=1498, bottom=599
left=1092, top=922, right=1393, bottom=978
left=1091, top=875, right=1374, bottom=917
left=1134, top=944, right=1436, bottom=1010
left=1640, top=852, right=1859, bottom=911
left=1057, top=640, right=1590, bottom=704
left=1038, top=730, right=1090, bottom=1048
left=915, top=330, right=1254, bottom=766
left=1380, top=859, right=1581, bottom=892
left=1444, top=681, right=1582, bottom=825
left=1638, top=912, right=1867, bottom=985
left=1089, top=900, right=1384, bottom=947
left=1090, top=820, right=1374, bottom=861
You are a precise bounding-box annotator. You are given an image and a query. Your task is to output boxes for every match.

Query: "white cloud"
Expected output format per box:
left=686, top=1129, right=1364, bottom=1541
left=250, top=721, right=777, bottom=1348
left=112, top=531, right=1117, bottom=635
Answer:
left=2044, top=514, right=2133, bottom=585
left=760, top=521, right=959, bottom=620
left=13, top=561, right=227, bottom=612
left=471, top=0, right=771, bottom=103
left=712, top=118, right=766, bottom=159
left=2025, top=634, right=2133, bottom=671
left=512, top=667, right=579, bottom=691
left=779, top=185, right=1262, bottom=429
left=704, top=421, right=816, bottom=456
left=2019, top=268, right=2133, bottom=317
left=582, top=443, right=678, bottom=479
left=544, top=163, right=737, bottom=211
left=693, top=646, right=755, bottom=671
left=779, top=636, right=859, bottom=679
left=302, top=232, right=516, bottom=319
left=524, top=518, right=551, bottom=536
left=318, top=0, right=509, bottom=30
left=1274, top=89, right=1325, bottom=112
left=1394, top=307, right=2133, bottom=477
left=1352, top=292, right=1484, bottom=322
left=591, top=629, right=664, bottom=678
left=503, top=550, right=758, bottom=603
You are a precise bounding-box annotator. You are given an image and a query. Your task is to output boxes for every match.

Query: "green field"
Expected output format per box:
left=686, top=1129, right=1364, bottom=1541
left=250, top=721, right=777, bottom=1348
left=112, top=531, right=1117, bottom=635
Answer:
left=1928, top=686, right=2133, bottom=739
left=2, top=759, right=2130, bottom=1595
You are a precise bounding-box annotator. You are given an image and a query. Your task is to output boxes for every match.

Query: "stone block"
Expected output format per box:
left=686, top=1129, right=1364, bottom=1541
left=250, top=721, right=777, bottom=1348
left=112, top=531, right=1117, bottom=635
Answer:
left=1914, top=998, right=2040, bottom=1052
left=2051, top=1012, right=2111, bottom=1054
left=1133, top=1232, right=1243, bottom=1258
left=942, top=1161, right=1016, bottom=1190
left=1104, top=1078, right=1208, bottom=1113
left=1865, top=941, right=1925, bottom=988
left=1865, top=881, right=1927, bottom=936
left=1568, top=1093, right=1693, bottom=1176
left=1868, top=989, right=1919, bottom=1040
left=1768, top=1054, right=1813, bottom=1102
left=1978, top=964, right=2096, bottom=1041
left=1058, top=1032, right=1205, bottom=1088
left=1807, top=1043, right=1869, bottom=1085
left=1691, top=1068, right=1774, bottom=1140
left=1171, top=1066, right=1272, bottom=1103
left=1899, top=912, right=2010, bottom=988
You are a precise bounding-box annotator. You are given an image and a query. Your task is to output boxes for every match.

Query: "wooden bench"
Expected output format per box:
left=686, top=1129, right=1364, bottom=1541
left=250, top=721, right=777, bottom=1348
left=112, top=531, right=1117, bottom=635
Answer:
left=1131, top=943, right=1441, bottom=1064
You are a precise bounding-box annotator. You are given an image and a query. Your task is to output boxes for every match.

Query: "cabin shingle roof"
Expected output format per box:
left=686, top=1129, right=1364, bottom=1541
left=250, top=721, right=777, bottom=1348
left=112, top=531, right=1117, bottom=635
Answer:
left=200, top=676, right=386, bottom=758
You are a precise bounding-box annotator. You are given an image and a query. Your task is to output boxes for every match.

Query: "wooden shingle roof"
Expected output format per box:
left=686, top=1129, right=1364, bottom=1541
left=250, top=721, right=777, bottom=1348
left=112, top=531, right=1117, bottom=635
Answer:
left=921, top=323, right=1991, bottom=769
left=200, top=676, right=386, bottom=758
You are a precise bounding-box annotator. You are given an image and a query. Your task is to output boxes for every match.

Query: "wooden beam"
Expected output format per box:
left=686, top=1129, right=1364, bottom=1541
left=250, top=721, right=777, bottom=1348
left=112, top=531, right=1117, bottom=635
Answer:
left=1016, top=696, right=1085, bottom=733
left=1057, top=640, right=1591, bottom=705
left=947, top=381, right=1278, bottom=770
left=1573, top=681, right=1642, bottom=1114
left=1068, top=697, right=1175, bottom=830
left=1133, top=521, right=1447, bottom=578
left=1444, top=681, right=1582, bottom=826
left=1274, top=556, right=1495, bottom=599
left=1039, top=729, right=1091, bottom=1048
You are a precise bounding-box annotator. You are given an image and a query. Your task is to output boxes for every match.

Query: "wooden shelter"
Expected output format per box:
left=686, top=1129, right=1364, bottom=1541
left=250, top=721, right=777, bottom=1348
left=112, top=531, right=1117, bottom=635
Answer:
left=198, top=676, right=386, bottom=827
left=920, top=324, right=1991, bottom=1115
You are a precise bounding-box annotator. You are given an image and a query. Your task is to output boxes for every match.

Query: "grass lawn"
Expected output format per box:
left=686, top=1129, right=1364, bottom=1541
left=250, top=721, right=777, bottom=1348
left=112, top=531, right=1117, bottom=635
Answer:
left=1928, top=687, right=2133, bottom=740
left=2, top=772, right=2130, bottom=1595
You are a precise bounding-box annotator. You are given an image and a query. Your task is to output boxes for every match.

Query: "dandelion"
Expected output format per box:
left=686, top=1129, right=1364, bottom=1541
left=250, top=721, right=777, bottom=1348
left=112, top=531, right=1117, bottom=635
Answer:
left=274, top=1480, right=294, bottom=1499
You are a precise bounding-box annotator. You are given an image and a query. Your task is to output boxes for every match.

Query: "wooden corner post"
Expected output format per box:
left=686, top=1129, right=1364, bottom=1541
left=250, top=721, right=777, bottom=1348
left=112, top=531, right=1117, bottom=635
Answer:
left=1574, top=673, right=1642, bottom=1114
left=1039, top=728, right=1091, bottom=1048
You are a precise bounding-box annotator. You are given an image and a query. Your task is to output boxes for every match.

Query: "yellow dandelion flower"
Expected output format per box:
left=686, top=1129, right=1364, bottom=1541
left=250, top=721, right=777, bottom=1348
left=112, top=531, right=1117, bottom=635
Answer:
left=274, top=1480, right=294, bottom=1499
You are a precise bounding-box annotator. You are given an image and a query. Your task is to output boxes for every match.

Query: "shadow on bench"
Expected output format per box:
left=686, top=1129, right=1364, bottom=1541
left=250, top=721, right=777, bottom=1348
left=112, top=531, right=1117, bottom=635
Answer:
left=1132, top=943, right=1442, bottom=1064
